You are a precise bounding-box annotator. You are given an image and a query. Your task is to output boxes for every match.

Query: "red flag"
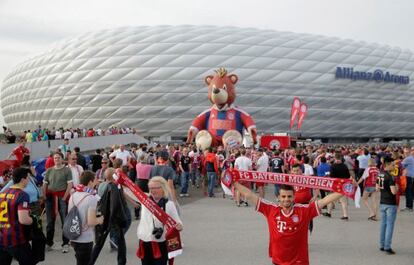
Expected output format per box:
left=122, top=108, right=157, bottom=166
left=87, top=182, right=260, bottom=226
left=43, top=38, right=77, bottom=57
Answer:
left=289, top=97, right=301, bottom=129
left=297, top=103, right=308, bottom=130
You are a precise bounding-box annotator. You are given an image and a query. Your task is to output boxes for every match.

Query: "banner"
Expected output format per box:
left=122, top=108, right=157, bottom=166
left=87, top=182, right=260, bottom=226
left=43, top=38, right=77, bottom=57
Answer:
left=223, top=169, right=360, bottom=207
left=289, top=97, right=301, bottom=129
left=297, top=103, right=308, bottom=130
left=115, top=169, right=183, bottom=259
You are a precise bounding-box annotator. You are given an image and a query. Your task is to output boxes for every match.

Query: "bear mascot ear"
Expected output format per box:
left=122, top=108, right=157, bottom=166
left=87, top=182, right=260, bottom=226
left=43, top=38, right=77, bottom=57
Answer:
left=229, top=74, right=238, bottom=85
left=205, top=75, right=214, bottom=86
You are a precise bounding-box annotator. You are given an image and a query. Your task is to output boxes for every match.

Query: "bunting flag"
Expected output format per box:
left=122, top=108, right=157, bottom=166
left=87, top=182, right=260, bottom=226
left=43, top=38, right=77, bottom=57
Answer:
left=289, top=97, right=301, bottom=129
left=222, top=169, right=360, bottom=208
left=115, top=169, right=183, bottom=259
left=297, top=103, right=308, bottom=130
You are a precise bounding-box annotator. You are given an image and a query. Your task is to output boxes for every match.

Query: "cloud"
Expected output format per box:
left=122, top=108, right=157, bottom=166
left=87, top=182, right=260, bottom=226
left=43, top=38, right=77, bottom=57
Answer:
left=1, top=0, right=414, bottom=129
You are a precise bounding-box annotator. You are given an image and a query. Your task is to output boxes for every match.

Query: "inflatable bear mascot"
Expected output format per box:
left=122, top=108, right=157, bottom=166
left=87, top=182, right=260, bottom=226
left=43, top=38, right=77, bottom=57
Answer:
left=186, top=68, right=257, bottom=150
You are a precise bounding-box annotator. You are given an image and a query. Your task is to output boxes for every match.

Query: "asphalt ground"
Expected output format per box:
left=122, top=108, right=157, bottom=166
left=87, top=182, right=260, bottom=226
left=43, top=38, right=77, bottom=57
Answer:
left=19, top=184, right=414, bottom=265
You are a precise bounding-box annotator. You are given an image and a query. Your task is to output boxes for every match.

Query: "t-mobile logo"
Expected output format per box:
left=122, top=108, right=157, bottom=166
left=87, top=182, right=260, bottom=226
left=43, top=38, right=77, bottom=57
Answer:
left=277, top=221, right=287, bottom=232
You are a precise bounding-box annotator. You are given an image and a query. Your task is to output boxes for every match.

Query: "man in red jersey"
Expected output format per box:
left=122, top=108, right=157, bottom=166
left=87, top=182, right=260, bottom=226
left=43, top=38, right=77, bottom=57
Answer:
left=234, top=181, right=343, bottom=265
left=0, top=167, right=34, bottom=265
left=7, top=140, right=30, bottom=165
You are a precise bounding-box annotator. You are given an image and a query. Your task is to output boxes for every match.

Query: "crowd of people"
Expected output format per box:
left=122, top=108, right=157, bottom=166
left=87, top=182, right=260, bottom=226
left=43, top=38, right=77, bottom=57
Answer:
left=1, top=125, right=137, bottom=144
left=0, top=139, right=412, bottom=264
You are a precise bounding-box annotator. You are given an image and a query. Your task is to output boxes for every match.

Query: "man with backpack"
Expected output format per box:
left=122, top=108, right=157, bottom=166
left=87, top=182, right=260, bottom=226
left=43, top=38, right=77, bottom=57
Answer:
left=66, top=171, right=104, bottom=265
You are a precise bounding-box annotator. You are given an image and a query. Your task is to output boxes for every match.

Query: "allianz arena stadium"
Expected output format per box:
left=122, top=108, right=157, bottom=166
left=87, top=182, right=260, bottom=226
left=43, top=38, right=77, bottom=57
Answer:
left=1, top=25, right=414, bottom=141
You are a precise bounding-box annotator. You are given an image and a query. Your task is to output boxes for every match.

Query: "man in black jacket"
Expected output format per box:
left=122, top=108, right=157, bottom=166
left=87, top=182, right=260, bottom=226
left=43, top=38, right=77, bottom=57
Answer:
left=326, top=152, right=352, bottom=220
left=90, top=168, right=129, bottom=265
left=74, top=147, right=87, bottom=170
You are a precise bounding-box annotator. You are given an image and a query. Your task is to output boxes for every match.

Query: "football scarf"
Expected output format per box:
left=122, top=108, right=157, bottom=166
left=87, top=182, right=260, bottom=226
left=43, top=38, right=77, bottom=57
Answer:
left=115, top=169, right=182, bottom=258
left=222, top=169, right=361, bottom=207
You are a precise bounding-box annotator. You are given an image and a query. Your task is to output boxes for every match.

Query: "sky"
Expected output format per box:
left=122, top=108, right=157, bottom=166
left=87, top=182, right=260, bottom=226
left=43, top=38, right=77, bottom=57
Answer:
left=1, top=0, right=414, bottom=129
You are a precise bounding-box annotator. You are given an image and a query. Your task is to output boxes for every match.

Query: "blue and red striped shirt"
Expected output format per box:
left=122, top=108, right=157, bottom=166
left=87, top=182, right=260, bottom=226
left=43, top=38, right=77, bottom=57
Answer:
left=0, top=187, right=30, bottom=247
left=191, top=106, right=256, bottom=144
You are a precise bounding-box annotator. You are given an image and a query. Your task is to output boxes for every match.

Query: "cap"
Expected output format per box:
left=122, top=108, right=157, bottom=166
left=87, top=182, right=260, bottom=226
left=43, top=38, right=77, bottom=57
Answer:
left=157, top=150, right=169, bottom=160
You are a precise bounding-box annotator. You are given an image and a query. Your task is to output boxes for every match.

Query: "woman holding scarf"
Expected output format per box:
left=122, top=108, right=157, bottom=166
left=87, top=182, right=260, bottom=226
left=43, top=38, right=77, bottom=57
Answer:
left=137, top=176, right=183, bottom=265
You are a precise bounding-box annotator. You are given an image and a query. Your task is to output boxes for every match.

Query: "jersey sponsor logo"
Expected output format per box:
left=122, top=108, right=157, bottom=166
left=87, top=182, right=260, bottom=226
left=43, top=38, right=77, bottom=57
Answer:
left=212, top=119, right=233, bottom=130
left=277, top=220, right=287, bottom=232
left=227, top=112, right=235, bottom=120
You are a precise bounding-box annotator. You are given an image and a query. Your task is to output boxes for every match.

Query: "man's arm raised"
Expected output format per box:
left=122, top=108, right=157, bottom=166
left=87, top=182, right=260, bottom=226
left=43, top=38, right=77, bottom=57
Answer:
left=233, top=182, right=259, bottom=207
left=317, top=192, right=343, bottom=210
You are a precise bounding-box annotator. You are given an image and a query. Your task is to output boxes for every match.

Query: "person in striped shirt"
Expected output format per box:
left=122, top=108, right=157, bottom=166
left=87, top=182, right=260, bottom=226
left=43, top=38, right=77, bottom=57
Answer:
left=0, top=167, right=34, bottom=265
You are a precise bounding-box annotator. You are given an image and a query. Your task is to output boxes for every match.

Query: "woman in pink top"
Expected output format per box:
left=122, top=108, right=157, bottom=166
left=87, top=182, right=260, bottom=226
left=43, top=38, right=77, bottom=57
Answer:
left=135, top=155, right=153, bottom=219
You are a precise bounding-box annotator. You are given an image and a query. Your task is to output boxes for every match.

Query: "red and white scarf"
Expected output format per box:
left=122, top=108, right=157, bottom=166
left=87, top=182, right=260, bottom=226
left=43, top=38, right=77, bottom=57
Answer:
left=74, top=184, right=96, bottom=194
left=222, top=169, right=361, bottom=207
left=115, top=169, right=182, bottom=259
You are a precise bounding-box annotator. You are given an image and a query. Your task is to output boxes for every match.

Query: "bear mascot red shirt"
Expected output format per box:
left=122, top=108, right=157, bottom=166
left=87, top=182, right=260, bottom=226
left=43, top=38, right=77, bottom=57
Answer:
left=186, top=68, right=257, bottom=149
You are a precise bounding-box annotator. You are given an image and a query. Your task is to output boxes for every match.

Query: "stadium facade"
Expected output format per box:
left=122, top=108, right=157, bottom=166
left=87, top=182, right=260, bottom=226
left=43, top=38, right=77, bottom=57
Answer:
left=1, top=25, right=414, bottom=141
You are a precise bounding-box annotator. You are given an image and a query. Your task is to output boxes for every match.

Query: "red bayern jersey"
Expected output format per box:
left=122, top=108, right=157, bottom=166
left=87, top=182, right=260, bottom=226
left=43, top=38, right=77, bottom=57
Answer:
left=0, top=187, right=31, bottom=247
left=294, top=186, right=312, bottom=204
left=257, top=199, right=320, bottom=265
left=191, top=106, right=255, bottom=144
left=362, top=166, right=380, bottom=187
left=12, top=146, right=30, bottom=163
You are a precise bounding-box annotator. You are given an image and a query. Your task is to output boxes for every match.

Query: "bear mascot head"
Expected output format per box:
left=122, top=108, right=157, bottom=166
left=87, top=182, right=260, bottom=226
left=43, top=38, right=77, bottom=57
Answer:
left=186, top=68, right=257, bottom=149
left=206, top=67, right=237, bottom=110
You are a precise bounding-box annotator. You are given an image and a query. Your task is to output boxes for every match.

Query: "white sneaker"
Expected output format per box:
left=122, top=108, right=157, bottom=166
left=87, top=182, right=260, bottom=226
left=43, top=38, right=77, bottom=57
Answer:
left=179, top=194, right=185, bottom=198
left=184, top=193, right=190, bottom=197
left=62, top=244, right=69, bottom=253
left=46, top=244, right=60, bottom=251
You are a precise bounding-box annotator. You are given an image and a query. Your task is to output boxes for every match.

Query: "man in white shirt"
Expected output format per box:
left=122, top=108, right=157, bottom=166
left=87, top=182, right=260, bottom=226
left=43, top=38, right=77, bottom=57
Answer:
left=67, top=153, right=84, bottom=187
left=63, top=130, right=72, bottom=140
left=96, top=127, right=102, bottom=136
left=303, top=156, right=314, bottom=176
left=55, top=129, right=62, bottom=140
left=256, top=148, right=269, bottom=198
left=357, top=148, right=371, bottom=179
left=109, top=144, right=132, bottom=166
left=234, top=149, right=252, bottom=206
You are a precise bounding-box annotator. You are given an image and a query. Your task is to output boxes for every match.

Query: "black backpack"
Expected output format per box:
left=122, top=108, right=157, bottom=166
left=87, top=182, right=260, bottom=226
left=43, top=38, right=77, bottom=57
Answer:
left=63, top=194, right=91, bottom=240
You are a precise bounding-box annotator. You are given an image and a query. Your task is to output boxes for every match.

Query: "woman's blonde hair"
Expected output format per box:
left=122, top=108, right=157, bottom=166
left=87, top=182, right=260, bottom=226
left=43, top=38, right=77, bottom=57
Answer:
left=105, top=168, right=115, bottom=181
left=149, top=176, right=170, bottom=199
left=368, top=158, right=376, bottom=167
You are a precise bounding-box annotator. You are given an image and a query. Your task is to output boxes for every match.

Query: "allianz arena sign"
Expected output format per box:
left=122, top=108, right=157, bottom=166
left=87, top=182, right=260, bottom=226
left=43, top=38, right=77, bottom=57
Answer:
left=335, top=66, right=410, bottom=84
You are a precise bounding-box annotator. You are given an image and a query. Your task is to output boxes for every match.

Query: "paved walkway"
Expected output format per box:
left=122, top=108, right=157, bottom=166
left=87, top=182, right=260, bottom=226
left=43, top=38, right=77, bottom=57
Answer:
left=35, top=186, right=413, bottom=265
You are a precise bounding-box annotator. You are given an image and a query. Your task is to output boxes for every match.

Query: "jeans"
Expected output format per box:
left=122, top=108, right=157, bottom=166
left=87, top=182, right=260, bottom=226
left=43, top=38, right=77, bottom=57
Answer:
left=72, top=242, right=93, bottom=265
left=45, top=194, right=69, bottom=246
left=109, top=208, right=131, bottom=265
left=190, top=167, right=200, bottom=187
left=180, top=171, right=190, bottom=194
left=207, top=172, right=217, bottom=197
left=405, top=177, right=413, bottom=209
left=0, top=243, right=34, bottom=265
left=379, top=204, right=397, bottom=250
